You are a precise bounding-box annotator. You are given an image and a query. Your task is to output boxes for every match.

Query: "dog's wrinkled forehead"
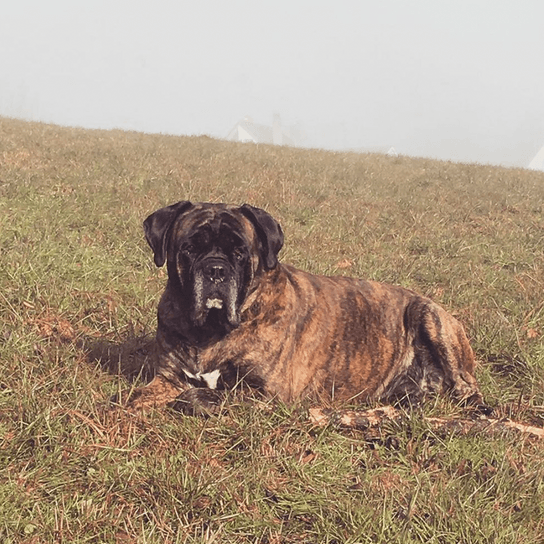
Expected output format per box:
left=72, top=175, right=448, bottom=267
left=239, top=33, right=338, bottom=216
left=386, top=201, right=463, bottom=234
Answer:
left=172, top=204, right=255, bottom=248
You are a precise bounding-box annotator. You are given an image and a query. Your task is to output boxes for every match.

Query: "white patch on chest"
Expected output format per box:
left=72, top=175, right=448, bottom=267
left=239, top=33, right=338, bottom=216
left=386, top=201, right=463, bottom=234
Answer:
left=181, top=367, right=221, bottom=389
left=200, top=368, right=221, bottom=389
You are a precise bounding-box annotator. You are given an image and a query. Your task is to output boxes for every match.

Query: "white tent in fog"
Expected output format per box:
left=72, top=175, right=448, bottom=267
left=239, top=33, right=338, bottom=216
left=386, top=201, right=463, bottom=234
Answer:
left=226, top=115, right=295, bottom=146
left=528, top=145, right=544, bottom=171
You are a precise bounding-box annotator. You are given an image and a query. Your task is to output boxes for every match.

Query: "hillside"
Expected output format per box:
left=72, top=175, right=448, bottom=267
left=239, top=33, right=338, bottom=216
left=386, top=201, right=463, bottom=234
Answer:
left=1, top=116, right=543, bottom=543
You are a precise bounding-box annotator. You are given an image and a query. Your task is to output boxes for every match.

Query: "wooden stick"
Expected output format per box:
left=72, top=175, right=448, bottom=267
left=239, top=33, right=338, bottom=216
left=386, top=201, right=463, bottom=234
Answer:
left=308, top=406, right=544, bottom=439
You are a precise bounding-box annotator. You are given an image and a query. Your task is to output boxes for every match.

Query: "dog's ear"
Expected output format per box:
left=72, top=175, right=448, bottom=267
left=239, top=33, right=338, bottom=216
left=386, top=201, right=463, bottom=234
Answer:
left=143, top=201, right=193, bottom=267
left=239, top=204, right=284, bottom=270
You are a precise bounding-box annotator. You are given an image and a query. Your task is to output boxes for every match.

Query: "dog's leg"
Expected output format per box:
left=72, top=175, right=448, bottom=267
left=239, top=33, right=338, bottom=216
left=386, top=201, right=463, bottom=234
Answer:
left=386, top=298, right=486, bottom=409
left=416, top=300, right=485, bottom=407
left=169, top=388, right=225, bottom=416
left=117, top=375, right=186, bottom=410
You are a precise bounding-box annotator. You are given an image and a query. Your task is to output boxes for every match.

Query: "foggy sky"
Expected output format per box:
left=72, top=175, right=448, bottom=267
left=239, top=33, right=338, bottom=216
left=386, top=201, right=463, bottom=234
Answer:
left=1, top=0, right=544, bottom=168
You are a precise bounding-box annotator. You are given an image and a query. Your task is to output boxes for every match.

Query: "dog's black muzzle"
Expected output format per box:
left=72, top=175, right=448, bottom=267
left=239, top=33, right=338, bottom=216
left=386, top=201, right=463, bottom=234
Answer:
left=203, top=258, right=228, bottom=284
left=192, top=256, right=240, bottom=329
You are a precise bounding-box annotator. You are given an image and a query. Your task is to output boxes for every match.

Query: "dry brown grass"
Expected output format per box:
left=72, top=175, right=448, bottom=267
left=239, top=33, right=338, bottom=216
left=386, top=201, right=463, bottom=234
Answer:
left=1, top=116, right=544, bottom=542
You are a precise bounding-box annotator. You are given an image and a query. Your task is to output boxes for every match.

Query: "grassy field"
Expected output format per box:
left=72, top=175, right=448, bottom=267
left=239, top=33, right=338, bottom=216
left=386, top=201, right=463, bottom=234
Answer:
left=1, top=116, right=544, bottom=543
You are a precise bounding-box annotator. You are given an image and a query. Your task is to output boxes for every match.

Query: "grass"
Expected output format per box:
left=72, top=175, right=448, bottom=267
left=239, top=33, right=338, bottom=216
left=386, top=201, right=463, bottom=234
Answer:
left=1, top=116, right=544, bottom=543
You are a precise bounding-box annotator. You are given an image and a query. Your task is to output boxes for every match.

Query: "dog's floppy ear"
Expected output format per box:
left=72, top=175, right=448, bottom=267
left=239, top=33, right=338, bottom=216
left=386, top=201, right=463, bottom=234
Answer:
left=239, top=204, right=284, bottom=270
left=143, top=201, right=193, bottom=267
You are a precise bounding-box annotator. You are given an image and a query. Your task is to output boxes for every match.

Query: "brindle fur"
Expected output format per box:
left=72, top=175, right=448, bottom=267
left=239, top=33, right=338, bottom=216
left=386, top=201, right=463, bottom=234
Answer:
left=125, top=201, right=483, bottom=412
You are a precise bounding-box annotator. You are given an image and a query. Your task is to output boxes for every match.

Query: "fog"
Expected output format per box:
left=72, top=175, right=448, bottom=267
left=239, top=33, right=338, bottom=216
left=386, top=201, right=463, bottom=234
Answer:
left=1, top=0, right=544, bottom=168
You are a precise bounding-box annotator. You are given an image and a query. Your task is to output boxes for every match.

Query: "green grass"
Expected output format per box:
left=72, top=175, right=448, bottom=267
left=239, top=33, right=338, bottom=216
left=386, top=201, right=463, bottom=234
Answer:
left=1, top=116, right=544, bottom=543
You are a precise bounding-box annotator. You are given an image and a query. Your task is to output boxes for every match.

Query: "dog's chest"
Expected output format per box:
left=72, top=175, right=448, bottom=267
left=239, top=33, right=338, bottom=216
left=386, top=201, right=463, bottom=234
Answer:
left=180, top=364, right=222, bottom=389
left=192, top=329, right=268, bottom=390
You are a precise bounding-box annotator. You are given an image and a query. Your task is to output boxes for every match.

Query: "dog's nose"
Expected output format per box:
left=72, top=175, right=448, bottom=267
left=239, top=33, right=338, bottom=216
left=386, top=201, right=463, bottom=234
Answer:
left=206, top=264, right=225, bottom=283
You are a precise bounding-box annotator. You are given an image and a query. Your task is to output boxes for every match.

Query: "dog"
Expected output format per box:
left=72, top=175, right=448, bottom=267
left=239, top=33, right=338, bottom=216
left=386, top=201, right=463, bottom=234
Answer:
left=124, top=201, right=484, bottom=413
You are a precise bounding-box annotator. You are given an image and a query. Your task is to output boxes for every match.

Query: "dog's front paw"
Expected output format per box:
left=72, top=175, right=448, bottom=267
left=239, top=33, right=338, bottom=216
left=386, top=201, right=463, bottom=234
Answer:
left=169, top=388, right=224, bottom=417
left=110, top=375, right=185, bottom=411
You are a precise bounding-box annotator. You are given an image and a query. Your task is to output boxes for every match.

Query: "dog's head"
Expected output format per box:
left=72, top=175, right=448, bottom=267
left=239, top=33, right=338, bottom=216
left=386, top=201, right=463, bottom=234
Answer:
left=143, top=201, right=283, bottom=331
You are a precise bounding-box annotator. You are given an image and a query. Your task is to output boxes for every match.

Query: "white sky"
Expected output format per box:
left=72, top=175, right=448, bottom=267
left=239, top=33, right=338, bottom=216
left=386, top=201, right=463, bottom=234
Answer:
left=1, top=0, right=543, bottom=167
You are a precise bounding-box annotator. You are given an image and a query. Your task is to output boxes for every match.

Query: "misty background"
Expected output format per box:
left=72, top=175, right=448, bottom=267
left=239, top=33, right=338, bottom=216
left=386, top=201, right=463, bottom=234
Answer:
left=1, top=0, right=543, bottom=168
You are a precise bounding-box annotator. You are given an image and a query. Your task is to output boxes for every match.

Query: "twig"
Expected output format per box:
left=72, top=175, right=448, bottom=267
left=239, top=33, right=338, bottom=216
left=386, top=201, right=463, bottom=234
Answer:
left=308, top=406, right=544, bottom=439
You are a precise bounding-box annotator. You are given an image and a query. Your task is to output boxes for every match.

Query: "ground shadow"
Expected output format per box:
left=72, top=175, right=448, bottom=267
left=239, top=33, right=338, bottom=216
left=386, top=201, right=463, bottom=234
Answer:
left=83, top=332, right=157, bottom=384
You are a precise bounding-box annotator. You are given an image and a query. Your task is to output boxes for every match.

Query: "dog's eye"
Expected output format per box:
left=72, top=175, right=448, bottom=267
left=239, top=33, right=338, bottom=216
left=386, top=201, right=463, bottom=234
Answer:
left=182, top=244, right=197, bottom=254
left=233, top=248, right=246, bottom=261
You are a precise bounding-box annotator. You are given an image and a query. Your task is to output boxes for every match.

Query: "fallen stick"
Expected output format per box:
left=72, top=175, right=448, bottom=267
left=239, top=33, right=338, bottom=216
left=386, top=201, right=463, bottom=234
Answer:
left=308, top=406, right=544, bottom=439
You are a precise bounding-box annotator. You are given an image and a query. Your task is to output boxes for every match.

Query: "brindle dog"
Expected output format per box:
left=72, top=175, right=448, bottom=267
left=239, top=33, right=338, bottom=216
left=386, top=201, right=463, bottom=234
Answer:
left=124, top=201, right=484, bottom=413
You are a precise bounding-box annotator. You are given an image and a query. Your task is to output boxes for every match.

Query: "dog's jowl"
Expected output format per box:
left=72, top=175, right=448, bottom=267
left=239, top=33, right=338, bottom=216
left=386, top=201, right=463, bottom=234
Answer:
left=125, top=201, right=484, bottom=412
